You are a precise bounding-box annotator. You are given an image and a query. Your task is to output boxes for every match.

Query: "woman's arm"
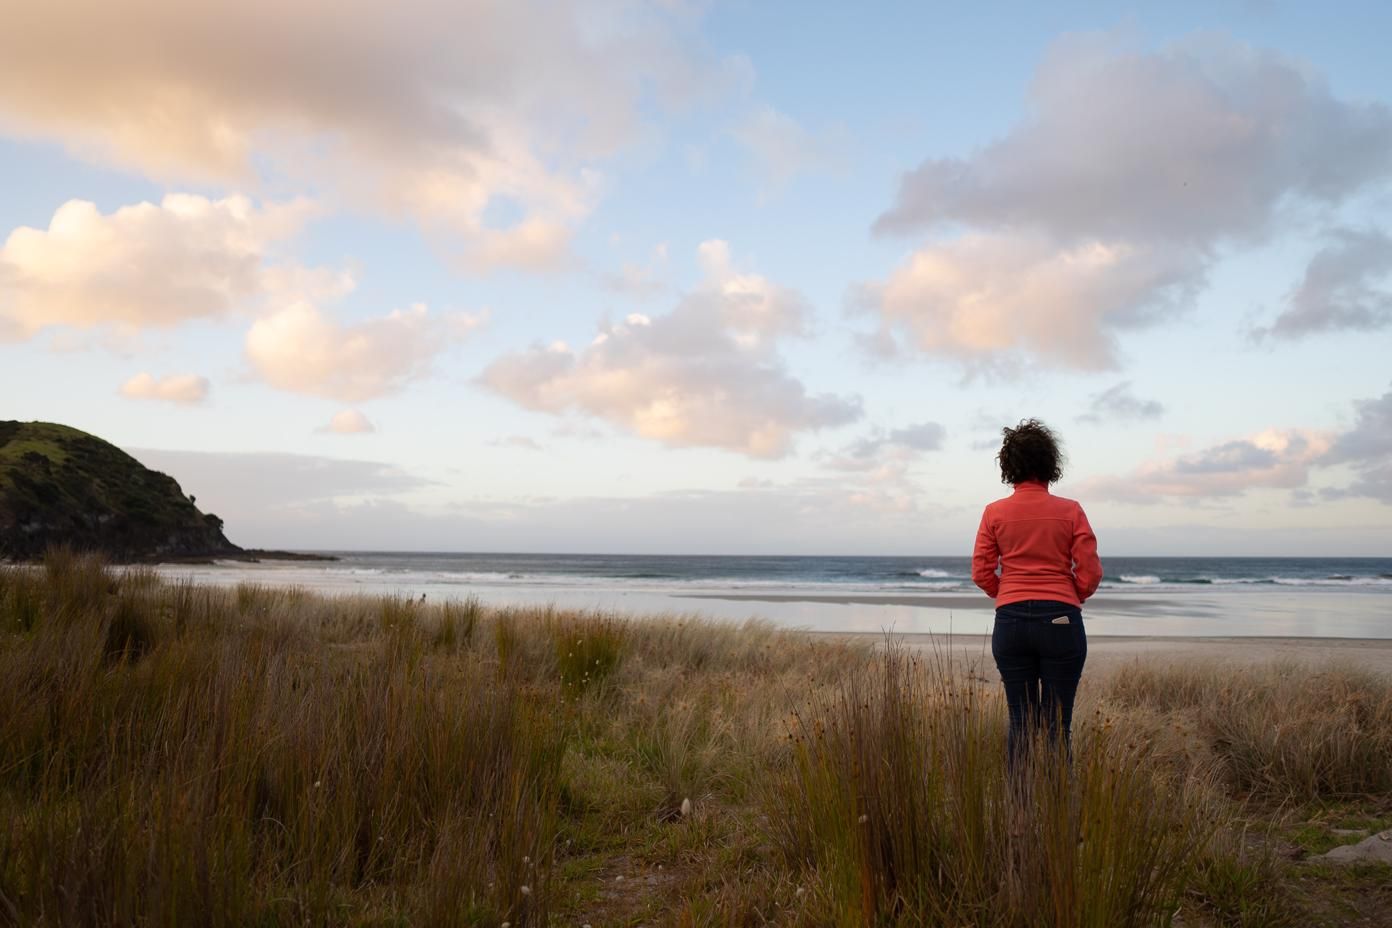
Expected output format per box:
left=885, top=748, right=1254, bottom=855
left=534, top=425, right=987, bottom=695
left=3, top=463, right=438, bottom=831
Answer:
left=1071, top=504, right=1103, bottom=602
left=971, top=509, right=1000, bottom=599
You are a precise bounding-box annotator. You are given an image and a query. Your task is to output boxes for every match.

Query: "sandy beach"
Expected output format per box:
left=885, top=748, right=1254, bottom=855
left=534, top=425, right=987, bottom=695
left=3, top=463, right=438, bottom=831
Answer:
left=682, top=592, right=1169, bottom=612
left=816, top=631, right=1392, bottom=676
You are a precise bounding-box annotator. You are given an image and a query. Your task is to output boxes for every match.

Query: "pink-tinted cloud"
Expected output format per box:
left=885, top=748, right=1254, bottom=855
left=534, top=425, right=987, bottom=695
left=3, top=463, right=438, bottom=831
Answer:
left=319, top=410, right=376, bottom=435
left=1083, top=384, right=1392, bottom=505
left=865, top=33, right=1392, bottom=370
left=0, top=194, right=329, bottom=340
left=864, top=233, right=1200, bottom=370
left=481, top=242, right=858, bottom=457
left=119, top=372, right=211, bottom=405
left=246, top=303, right=485, bottom=402
left=0, top=0, right=742, bottom=270
left=1084, top=429, right=1332, bottom=503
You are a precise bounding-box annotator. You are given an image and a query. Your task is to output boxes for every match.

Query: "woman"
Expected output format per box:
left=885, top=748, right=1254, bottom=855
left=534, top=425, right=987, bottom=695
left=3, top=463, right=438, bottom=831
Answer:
left=972, top=419, right=1102, bottom=771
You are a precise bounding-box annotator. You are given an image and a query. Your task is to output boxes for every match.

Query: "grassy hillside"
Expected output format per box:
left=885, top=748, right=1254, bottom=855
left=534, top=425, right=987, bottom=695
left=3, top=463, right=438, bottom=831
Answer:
left=0, top=420, right=239, bottom=561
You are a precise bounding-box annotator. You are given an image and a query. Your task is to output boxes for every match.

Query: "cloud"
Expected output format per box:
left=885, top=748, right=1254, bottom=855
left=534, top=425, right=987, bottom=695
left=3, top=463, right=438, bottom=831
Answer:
left=2, top=192, right=477, bottom=403
left=887, top=422, right=948, bottom=451
left=0, top=1, right=739, bottom=270
left=732, top=104, right=843, bottom=193
left=863, top=33, right=1392, bottom=369
left=823, top=421, right=946, bottom=472
left=1324, top=386, right=1392, bottom=465
left=603, top=264, right=668, bottom=298
left=127, top=440, right=956, bottom=554
left=128, top=448, right=431, bottom=518
left=119, top=372, right=210, bottom=405
left=603, top=243, right=670, bottom=299
left=481, top=315, right=858, bottom=458
left=319, top=409, right=376, bottom=435
left=874, top=34, right=1392, bottom=243
left=1082, top=384, right=1392, bottom=505
left=245, top=303, right=485, bottom=402
left=1319, top=385, right=1392, bottom=502
left=816, top=421, right=946, bottom=512
left=1078, top=381, right=1165, bottom=424
left=1259, top=228, right=1392, bottom=338
left=481, top=242, right=858, bottom=457
left=490, top=435, right=544, bottom=452
left=1322, top=466, right=1392, bottom=504
left=0, top=194, right=331, bottom=340
left=199, top=482, right=954, bottom=555
left=864, top=233, right=1201, bottom=369
left=695, top=239, right=808, bottom=344
left=1083, top=428, right=1333, bottom=502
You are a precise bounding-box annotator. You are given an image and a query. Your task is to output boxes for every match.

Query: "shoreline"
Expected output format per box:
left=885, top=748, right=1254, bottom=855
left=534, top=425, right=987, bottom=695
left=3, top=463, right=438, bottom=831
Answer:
left=678, top=592, right=1168, bottom=611
left=811, top=630, right=1392, bottom=675
left=148, top=560, right=1391, bottom=639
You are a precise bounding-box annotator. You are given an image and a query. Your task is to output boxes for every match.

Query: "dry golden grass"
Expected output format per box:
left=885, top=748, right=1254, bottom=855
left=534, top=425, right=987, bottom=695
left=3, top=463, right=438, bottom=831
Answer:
left=1, top=552, right=1389, bottom=926
left=1099, top=657, right=1392, bottom=800
left=771, top=646, right=1212, bottom=927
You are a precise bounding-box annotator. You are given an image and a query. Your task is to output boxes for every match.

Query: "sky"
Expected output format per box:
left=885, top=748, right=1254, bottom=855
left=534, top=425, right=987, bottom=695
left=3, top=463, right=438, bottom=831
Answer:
left=2, top=0, right=1391, bottom=556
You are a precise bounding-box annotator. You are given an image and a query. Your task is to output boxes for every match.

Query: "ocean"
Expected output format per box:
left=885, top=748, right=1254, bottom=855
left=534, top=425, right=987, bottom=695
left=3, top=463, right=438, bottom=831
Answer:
left=157, top=552, right=1392, bottom=639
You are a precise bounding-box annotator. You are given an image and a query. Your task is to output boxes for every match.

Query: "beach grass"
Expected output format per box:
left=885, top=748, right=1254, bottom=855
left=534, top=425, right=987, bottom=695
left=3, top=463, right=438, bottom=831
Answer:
left=1, top=553, right=1389, bottom=926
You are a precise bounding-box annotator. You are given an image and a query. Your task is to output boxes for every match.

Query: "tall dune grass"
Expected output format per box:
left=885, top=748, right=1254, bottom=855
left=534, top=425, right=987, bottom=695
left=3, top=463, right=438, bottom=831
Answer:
left=770, top=645, right=1208, bottom=927
left=1104, top=659, right=1392, bottom=799
left=1, top=552, right=1388, bottom=925
left=0, top=554, right=565, bottom=926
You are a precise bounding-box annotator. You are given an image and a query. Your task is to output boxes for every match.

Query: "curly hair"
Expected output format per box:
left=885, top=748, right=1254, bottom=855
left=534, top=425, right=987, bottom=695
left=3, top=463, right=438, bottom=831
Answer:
left=996, top=418, right=1064, bottom=485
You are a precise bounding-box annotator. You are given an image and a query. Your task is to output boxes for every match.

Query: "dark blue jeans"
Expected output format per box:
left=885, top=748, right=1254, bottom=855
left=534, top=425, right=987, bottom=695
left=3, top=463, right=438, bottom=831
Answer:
left=991, top=599, right=1087, bottom=772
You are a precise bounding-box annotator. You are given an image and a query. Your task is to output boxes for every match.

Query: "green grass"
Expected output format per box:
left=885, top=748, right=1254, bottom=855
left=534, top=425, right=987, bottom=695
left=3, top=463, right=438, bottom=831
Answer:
left=1, top=553, right=1389, bottom=926
left=1286, top=802, right=1392, bottom=855
left=0, top=437, right=69, bottom=469
left=0, top=422, right=87, bottom=492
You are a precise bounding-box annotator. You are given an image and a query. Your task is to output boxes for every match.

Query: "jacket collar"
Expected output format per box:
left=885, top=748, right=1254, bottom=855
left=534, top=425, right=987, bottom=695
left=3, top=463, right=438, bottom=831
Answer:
left=1012, top=480, right=1049, bottom=493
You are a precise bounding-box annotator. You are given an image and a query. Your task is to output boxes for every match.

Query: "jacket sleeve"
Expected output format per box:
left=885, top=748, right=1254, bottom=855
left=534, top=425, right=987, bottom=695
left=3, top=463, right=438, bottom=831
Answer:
left=971, top=509, right=1000, bottom=599
left=1071, top=504, right=1103, bottom=602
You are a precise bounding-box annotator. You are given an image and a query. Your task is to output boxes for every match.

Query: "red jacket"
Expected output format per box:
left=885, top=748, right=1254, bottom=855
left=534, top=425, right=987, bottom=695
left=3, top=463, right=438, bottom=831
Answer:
left=972, top=480, right=1102, bottom=607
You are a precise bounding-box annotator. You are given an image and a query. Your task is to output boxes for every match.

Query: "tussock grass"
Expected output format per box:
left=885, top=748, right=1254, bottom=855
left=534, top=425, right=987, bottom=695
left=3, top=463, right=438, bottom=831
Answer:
left=772, top=645, right=1207, bottom=927
left=1103, top=659, right=1392, bottom=799
left=554, top=612, right=626, bottom=694
left=0, top=555, right=565, bottom=926
left=0, top=553, right=1388, bottom=925
left=0, top=563, right=42, bottom=632
left=431, top=595, right=480, bottom=652
left=1186, top=827, right=1301, bottom=928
